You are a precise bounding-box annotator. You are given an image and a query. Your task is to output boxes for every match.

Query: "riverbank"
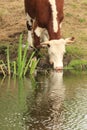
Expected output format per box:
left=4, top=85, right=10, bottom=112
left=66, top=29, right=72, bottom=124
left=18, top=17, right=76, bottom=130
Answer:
left=0, top=0, right=87, bottom=72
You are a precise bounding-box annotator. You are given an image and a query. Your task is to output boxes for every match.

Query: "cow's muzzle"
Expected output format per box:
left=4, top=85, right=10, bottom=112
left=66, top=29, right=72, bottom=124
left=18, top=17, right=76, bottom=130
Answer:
left=54, top=67, right=63, bottom=72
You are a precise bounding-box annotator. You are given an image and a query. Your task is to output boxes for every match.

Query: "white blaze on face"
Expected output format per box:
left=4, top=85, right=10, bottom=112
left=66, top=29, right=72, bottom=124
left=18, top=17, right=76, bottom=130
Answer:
left=49, top=0, right=58, bottom=32
left=48, top=39, right=66, bottom=69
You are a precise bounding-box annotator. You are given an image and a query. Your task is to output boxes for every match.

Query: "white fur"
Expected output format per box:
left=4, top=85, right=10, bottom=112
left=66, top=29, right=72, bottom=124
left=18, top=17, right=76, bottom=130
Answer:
left=27, top=31, right=33, bottom=47
left=60, top=22, right=62, bottom=28
left=40, top=29, right=49, bottom=42
left=26, top=13, right=34, bottom=47
left=34, top=26, right=43, bottom=37
left=35, top=27, right=49, bottom=42
left=49, top=0, right=58, bottom=32
left=26, top=13, right=32, bottom=26
left=41, top=37, right=74, bottom=69
left=48, top=39, right=66, bottom=69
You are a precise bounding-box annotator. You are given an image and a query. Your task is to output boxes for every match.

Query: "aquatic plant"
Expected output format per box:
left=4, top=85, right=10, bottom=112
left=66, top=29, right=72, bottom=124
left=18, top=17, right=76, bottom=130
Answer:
left=0, top=34, right=39, bottom=77
left=13, top=61, right=16, bottom=76
left=17, top=34, right=39, bottom=78
left=29, top=57, right=39, bottom=75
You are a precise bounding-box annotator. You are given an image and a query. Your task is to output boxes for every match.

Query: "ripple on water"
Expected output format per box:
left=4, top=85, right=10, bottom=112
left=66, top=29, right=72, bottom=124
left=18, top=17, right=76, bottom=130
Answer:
left=63, top=86, right=87, bottom=130
left=0, top=73, right=87, bottom=130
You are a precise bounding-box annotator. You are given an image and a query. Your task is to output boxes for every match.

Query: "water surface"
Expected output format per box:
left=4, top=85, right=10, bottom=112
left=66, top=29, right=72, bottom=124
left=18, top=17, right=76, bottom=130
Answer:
left=0, top=71, right=87, bottom=130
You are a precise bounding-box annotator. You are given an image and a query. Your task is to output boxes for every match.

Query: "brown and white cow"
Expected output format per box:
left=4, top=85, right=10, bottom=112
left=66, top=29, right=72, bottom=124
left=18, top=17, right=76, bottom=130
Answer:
left=24, top=0, right=64, bottom=47
left=24, top=0, right=74, bottom=70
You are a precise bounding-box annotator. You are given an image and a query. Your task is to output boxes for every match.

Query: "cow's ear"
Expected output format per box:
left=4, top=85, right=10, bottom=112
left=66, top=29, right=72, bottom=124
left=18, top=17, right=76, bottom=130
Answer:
left=65, top=37, right=75, bottom=44
left=40, top=41, right=50, bottom=47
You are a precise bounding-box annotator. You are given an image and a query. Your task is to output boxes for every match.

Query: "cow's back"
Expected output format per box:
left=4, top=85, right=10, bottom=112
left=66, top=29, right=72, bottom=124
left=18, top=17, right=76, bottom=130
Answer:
left=25, top=0, right=52, bottom=28
left=24, top=0, right=64, bottom=48
left=24, top=0, right=36, bottom=18
left=56, top=0, right=64, bottom=22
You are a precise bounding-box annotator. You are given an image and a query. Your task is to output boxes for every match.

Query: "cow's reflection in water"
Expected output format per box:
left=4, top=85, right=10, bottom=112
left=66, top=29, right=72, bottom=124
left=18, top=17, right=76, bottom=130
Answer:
left=24, top=71, right=65, bottom=130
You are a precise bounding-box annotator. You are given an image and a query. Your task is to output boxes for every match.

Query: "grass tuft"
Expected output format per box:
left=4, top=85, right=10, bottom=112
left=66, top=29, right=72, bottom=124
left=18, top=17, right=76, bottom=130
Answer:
left=17, top=34, right=39, bottom=78
left=0, top=35, right=39, bottom=77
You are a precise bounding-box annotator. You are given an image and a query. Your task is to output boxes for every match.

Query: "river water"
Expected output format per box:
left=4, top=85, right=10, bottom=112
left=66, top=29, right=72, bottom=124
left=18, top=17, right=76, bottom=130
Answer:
left=0, top=71, right=87, bottom=130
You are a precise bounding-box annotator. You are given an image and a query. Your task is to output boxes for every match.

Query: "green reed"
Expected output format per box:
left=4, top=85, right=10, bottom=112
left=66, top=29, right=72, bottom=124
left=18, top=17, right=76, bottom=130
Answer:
left=0, top=34, right=39, bottom=77
left=17, top=34, right=38, bottom=78
left=7, top=46, right=11, bottom=75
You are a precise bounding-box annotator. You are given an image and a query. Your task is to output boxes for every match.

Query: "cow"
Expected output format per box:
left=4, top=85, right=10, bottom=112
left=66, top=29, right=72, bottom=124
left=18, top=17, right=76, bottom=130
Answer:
left=24, top=0, right=64, bottom=47
left=24, top=0, right=74, bottom=70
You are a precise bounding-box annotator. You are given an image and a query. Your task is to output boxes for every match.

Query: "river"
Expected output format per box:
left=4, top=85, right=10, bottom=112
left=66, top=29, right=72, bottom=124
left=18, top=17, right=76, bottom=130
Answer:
left=0, top=71, right=87, bottom=130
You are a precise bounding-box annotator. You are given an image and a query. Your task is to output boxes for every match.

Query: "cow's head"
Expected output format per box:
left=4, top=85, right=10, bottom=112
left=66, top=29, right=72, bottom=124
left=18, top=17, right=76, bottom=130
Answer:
left=41, top=37, right=74, bottom=71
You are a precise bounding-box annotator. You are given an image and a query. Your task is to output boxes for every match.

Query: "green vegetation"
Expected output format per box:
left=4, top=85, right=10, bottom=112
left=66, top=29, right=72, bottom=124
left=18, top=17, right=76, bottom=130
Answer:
left=0, top=35, right=39, bottom=78
left=0, top=0, right=87, bottom=74
left=67, top=59, right=87, bottom=70
left=78, top=18, right=86, bottom=23
left=7, top=46, right=11, bottom=75
left=65, top=45, right=87, bottom=71
left=66, top=45, right=87, bottom=59
left=17, top=34, right=37, bottom=78
left=0, top=60, right=7, bottom=77
left=71, top=3, right=77, bottom=9
left=65, top=13, right=73, bottom=17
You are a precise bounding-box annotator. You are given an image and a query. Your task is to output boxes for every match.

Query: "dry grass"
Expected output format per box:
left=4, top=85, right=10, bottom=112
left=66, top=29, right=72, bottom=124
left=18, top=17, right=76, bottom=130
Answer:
left=0, top=0, right=26, bottom=43
left=63, top=0, right=87, bottom=46
left=0, top=0, right=87, bottom=59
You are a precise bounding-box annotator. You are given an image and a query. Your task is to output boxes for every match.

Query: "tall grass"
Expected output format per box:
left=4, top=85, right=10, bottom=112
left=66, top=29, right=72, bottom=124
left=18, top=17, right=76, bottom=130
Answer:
left=0, top=60, right=7, bottom=77
left=17, top=34, right=38, bottom=78
left=7, top=46, right=11, bottom=75
left=13, top=61, right=16, bottom=76
left=0, top=34, right=39, bottom=77
left=29, top=57, right=39, bottom=75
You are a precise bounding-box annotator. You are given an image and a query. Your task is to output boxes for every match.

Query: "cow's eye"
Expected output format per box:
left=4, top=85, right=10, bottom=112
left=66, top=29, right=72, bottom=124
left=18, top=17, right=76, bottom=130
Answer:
left=47, top=44, right=50, bottom=48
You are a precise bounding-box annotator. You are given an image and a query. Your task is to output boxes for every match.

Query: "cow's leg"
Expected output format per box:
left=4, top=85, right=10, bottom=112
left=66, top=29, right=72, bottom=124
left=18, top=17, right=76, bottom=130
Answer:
left=40, top=29, right=49, bottom=42
left=26, top=13, right=33, bottom=47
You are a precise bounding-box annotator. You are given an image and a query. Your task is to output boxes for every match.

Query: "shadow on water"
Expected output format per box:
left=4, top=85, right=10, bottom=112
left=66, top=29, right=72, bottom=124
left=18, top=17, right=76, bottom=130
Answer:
left=0, top=71, right=87, bottom=130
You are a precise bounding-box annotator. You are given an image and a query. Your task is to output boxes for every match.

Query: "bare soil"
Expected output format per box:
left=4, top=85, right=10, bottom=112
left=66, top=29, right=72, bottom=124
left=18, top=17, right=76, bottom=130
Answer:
left=0, top=0, right=26, bottom=44
left=0, top=0, right=87, bottom=61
